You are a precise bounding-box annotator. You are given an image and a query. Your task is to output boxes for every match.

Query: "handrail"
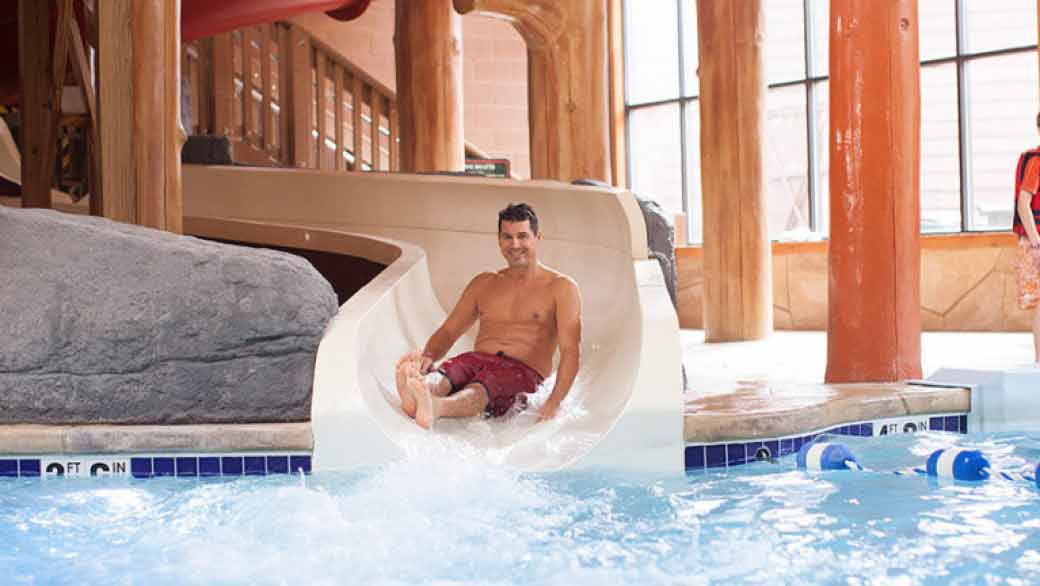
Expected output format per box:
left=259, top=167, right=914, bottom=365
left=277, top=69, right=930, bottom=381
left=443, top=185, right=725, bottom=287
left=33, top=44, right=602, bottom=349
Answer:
left=181, top=21, right=516, bottom=177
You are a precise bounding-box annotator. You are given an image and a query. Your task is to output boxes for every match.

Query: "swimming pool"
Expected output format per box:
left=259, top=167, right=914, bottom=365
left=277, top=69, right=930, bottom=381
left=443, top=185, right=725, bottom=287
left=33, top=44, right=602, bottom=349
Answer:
left=4, top=432, right=1040, bottom=585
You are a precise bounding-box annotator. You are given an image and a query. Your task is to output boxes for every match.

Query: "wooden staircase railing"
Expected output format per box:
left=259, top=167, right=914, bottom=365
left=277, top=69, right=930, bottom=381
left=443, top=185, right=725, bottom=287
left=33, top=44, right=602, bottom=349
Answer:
left=182, top=21, right=500, bottom=174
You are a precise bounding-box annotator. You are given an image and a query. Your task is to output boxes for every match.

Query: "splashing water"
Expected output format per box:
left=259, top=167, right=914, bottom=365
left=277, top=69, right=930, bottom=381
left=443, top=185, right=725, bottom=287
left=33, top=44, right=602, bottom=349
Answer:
left=4, top=432, right=1040, bottom=585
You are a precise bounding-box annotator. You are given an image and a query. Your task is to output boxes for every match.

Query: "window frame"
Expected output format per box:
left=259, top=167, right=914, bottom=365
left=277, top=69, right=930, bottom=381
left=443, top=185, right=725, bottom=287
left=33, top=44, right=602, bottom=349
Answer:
left=623, top=0, right=1040, bottom=244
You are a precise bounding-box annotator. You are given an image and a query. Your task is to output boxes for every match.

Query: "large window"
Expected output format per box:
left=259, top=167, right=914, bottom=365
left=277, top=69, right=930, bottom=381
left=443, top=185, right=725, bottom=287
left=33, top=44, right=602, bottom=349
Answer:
left=625, top=1, right=1040, bottom=244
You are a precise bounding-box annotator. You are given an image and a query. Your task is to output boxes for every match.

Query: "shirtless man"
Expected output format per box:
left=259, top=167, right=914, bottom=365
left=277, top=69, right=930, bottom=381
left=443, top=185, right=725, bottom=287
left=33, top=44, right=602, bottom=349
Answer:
left=395, top=203, right=582, bottom=429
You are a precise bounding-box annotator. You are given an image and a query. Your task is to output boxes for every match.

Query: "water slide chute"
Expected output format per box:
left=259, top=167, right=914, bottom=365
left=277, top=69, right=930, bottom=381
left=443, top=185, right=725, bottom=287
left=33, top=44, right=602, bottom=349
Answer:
left=183, top=166, right=683, bottom=472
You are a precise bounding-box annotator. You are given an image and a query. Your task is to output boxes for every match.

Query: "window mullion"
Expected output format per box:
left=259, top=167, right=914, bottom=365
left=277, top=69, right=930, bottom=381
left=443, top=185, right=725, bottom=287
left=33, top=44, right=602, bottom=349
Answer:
left=955, top=0, right=973, bottom=231
left=676, top=0, right=690, bottom=243
left=803, top=0, right=818, bottom=233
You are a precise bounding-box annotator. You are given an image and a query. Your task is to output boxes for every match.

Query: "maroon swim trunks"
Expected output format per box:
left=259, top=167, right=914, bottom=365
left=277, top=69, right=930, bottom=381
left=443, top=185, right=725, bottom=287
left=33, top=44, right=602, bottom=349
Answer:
left=437, top=351, right=545, bottom=417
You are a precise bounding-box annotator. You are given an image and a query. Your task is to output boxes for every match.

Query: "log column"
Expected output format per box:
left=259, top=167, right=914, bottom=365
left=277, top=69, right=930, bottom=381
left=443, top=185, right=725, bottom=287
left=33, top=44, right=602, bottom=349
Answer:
left=97, top=0, right=183, bottom=232
left=17, top=0, right=62, bottom=209
left=607, top=0, right=626, bottom=188
left=825, top=1, right=921, bottom=382
left=697, top=1, right=771, bottom=341
left=454, top=0, right=610, bottom=183
left=394, top=0, right=464, bottom=173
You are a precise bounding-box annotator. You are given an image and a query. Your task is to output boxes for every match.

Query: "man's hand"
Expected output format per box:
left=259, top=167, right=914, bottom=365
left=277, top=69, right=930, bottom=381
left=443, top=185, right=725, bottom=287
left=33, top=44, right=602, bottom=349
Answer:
left=537, top=400, right=560, bottom=422
left=419, top=353, right=435, bottom=375
left=397, top=351, right=427, bottom=376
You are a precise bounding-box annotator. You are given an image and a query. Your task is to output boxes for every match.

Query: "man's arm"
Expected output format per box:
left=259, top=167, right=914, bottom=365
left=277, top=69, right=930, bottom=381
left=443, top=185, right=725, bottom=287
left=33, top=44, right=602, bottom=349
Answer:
left=419, top=273, right=491, bottom=372
left=1019, top=188, right=1040, bottom=247
left=538, top=277, right=582, bottom=422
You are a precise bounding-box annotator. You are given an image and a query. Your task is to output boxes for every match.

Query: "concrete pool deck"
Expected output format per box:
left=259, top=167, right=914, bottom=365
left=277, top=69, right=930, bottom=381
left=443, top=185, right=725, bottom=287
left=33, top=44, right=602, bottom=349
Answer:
left=682, top=330, right=1032, bottom=443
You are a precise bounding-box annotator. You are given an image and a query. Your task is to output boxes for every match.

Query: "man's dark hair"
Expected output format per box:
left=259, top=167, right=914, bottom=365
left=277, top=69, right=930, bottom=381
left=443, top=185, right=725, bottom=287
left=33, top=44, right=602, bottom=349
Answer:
left=498, top=202, right=539, bottom=235
left=1036, top=111, right=1040, bottom=128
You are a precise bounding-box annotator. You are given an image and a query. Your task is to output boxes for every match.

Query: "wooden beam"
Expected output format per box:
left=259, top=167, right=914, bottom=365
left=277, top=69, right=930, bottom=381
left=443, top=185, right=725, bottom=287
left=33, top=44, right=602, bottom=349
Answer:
left=52, top=0, right=72, bottom=105
left=698, top=0, right=771, bottom=341
left=395, top=0, right=464, bottom=172
left=18, top=0, right=58, bottom=208
left=66, top=10, right=102, bottom=215
left=98, top=0, right=135, bottom=221
left=607, top=0, right=626, bottom=188
left=163, top=0, right=183, bottom=234
left=132, top=0, right=164, bottom=229
left=98, top=0, right=182, bottom=231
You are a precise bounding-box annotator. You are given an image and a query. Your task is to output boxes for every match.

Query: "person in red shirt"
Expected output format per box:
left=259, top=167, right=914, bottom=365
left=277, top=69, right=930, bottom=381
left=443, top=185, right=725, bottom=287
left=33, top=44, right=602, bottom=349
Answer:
left=1013, top=113, right=1040, bottom=363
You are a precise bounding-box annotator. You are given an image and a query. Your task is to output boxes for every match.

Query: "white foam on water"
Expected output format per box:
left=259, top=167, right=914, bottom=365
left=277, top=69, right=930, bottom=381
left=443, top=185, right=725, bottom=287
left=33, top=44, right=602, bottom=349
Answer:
left=8, top=433, right=1040, bottom=585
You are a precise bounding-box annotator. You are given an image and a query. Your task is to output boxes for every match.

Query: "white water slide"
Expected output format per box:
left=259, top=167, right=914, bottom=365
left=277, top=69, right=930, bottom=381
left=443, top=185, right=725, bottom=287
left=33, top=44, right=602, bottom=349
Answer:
left=183, top=166, right=681, bottom=472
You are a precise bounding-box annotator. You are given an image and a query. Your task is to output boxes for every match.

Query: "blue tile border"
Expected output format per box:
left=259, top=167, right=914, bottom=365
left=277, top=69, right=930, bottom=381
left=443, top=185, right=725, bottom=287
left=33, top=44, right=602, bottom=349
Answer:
left=19, top=460, right=40, bottom=477
left=686, top=413, right=970, bottom=471
left=289, top=456, right=312, bottom=475
left=199, top=457, right=221, bottom=477
left=154, top=458, right=175, bottom=477
left=0, top=453, right=312, bottom=479
left=0, top=459, right=17, bottom=477
left=176, top=457, right=198, bottom=477
left=244, top=456, right=267, bottom=476
left=221, top=457, right=243, bottom=476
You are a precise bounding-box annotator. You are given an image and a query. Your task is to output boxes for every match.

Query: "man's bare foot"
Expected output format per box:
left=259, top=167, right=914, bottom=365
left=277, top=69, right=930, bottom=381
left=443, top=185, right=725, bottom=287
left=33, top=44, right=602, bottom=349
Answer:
left=395, top=352, right=423, bottom=417
left=409, top=374, right=437, bottom=429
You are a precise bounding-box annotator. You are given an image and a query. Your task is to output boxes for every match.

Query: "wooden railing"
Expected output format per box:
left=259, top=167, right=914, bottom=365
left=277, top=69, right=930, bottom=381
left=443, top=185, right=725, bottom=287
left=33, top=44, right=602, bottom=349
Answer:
left=181, top=21, right=397, bottom=172
left=181, top=21, right=502, bottom=175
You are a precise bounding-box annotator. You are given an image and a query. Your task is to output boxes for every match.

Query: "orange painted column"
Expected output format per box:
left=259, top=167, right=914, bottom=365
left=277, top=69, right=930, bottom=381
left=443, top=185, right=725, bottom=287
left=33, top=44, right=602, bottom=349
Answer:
left=825, top=1, right=921, bottom=383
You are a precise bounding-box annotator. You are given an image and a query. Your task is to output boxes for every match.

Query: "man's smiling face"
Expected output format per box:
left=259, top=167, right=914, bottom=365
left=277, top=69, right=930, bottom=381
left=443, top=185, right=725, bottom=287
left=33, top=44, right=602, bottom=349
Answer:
left=499, top=220, right=539, bottom=268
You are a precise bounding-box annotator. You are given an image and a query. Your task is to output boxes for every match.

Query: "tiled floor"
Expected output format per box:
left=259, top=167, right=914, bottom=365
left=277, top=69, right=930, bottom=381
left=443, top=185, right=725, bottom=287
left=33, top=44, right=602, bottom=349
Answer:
left=681, top=329, right=1035, bottom=395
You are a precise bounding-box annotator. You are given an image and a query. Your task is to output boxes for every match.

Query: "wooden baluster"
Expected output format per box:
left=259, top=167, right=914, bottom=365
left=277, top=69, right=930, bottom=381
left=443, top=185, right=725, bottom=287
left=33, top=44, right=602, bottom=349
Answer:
left=198, top=38, right=212, bottom=135
left=352, top=74, right=364, bottom=170
left=212, top=33, right=234, bottom=137
left=371, top=90, right=382, bottom=172
left=260, top=25, right=272, bottom=153
left=333, top=64, right=344, bottom=171
left=277, top=25, right=291, bottom=164
left=243, top=26, right=259, bottom=144
left=389, top=102, right=399, bottom=172
left=66, top=8, right=102, bottom=212
left=287, top=25, right=313, bottom=168
left=315, top=52, right=327, bottom=170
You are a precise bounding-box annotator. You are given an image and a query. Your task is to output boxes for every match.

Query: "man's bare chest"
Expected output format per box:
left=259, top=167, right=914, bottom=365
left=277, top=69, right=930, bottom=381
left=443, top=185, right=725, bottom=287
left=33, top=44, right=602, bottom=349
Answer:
left=477, top=281, right=555, bottom=323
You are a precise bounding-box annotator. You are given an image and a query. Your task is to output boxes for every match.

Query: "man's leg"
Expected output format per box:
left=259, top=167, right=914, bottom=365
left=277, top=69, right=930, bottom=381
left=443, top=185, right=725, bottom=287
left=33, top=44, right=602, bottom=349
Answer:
left=410, top=380, right=489, bottom=430
left=1032, top=307, right=1040, bottom=364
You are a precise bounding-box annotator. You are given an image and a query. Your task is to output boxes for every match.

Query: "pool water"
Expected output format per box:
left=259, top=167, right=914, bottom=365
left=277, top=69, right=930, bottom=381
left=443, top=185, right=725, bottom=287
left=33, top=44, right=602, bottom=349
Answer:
left=4, top=432, right=1040, bottom=585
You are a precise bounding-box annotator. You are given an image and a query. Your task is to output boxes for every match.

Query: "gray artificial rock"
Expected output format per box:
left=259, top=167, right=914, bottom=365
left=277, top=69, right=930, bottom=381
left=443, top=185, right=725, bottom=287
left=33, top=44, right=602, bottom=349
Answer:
left=0, top=206, right=339, bottom=424
left=631, top=193, right=678, bottom=310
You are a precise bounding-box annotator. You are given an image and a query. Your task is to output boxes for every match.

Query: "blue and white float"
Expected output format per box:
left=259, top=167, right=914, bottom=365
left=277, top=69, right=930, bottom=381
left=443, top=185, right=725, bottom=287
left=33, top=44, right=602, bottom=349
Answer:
left=925, top=448, right=990, bottom=481
left=797, top=442, right=860, bottom=471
